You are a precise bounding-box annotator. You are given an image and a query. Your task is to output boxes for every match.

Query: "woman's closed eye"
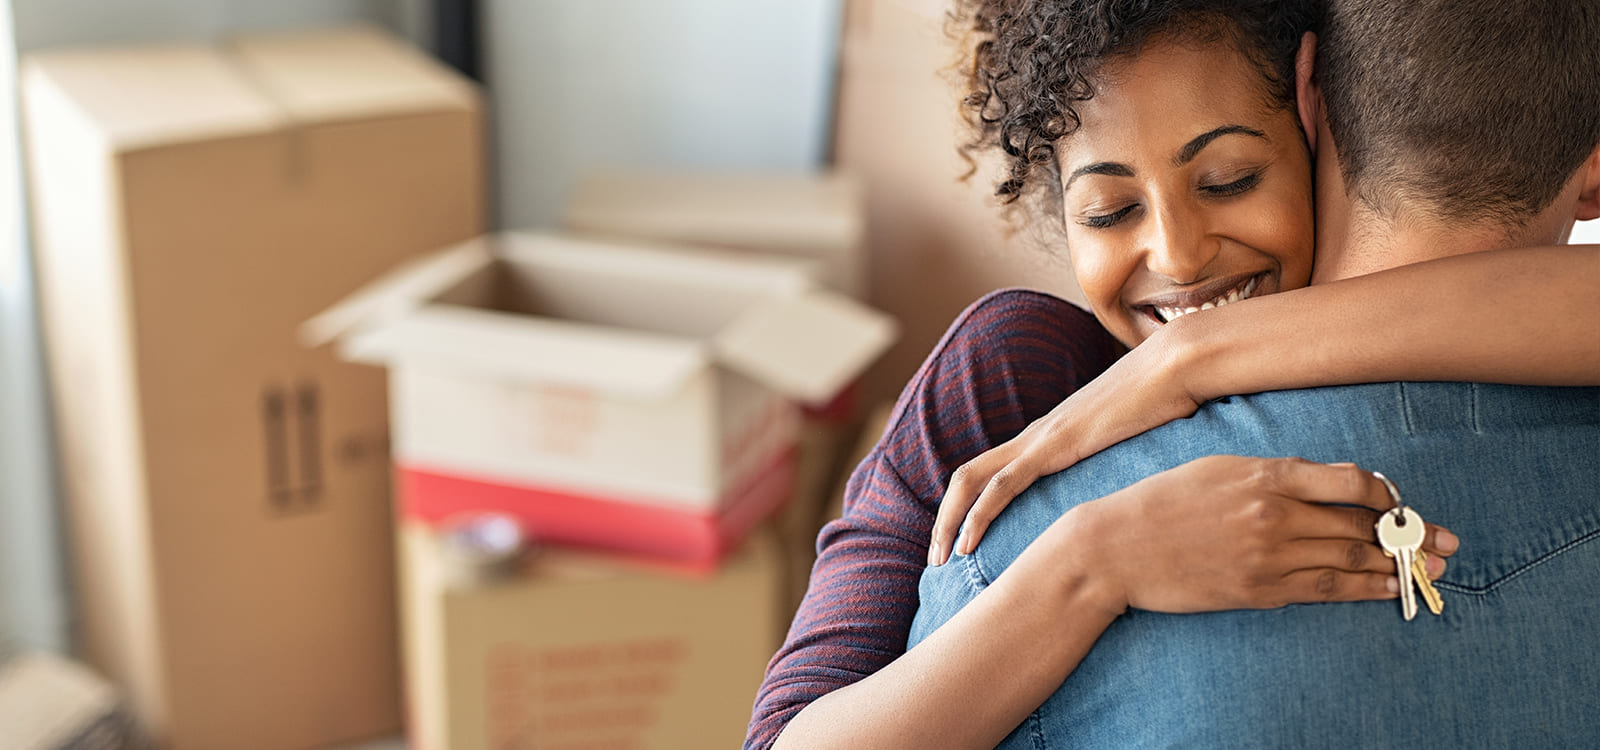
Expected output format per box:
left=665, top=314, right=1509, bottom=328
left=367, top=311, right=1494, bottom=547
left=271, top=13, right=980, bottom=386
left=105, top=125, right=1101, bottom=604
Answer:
left=1200, top=170, right=1263, bottom=197
left=1080, top=204, right=1138, bottom=228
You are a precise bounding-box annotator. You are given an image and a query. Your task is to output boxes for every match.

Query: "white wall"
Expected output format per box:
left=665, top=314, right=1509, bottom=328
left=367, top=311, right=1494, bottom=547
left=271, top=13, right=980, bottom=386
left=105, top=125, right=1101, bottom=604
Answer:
left=0, top=0, right=69, bottom=654
left=9, top=0, right=416, bottom=51
left=1571, top=219, right=1600, bottom=244
left=483, top=0, right=842, bottom=228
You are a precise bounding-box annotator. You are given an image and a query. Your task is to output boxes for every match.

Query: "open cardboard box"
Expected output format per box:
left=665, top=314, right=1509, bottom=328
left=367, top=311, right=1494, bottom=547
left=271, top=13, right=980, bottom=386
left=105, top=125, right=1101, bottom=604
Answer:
left=305, top=233, right=897, bottom=565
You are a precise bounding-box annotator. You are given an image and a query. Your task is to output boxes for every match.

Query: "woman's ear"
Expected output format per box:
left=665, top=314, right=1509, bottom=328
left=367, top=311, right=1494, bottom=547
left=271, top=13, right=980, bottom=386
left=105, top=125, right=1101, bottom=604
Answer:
left=1575, top=143, right=1600, bottom=221
left=1295, top=32, right=1320, bottom=153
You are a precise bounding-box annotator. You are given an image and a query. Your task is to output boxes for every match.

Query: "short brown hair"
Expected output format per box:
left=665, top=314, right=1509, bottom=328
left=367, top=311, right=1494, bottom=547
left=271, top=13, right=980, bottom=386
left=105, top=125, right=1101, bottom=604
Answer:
left=1317, top=0, right=1600, bottom=225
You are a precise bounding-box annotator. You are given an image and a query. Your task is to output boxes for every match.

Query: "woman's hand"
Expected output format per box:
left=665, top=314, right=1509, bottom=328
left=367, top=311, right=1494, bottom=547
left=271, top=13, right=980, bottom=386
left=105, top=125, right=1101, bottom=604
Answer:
left=1068, top=456, right=1459, bottom=614
left=931, top=325, right=1203, bottom=565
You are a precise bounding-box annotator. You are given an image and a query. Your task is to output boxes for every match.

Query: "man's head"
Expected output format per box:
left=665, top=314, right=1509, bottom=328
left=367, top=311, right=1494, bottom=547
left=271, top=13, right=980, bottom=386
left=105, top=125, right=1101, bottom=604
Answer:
left=1301, top=0, right=1600, bottom=268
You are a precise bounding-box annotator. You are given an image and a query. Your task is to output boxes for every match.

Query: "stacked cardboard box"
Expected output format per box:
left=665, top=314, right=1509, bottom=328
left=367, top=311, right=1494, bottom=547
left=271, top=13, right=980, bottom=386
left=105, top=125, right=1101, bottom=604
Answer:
left=399, top=523, right=784, bottom=750
left=22, top=27, right=484, bottom=749
left=306, top=232, right=896, bottom=570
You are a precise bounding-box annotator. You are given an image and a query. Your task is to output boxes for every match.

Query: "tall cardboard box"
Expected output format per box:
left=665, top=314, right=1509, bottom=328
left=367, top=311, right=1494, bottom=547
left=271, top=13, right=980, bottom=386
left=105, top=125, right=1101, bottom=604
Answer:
left=21, top=27, right=484, bottom=749
left=399, top=523, right=783, bottom=750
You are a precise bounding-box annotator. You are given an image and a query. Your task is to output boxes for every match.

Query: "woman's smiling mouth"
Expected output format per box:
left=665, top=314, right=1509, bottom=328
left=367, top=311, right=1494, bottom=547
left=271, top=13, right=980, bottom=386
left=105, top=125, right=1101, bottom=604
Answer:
left=1142, top=273, right=1264, bottom=324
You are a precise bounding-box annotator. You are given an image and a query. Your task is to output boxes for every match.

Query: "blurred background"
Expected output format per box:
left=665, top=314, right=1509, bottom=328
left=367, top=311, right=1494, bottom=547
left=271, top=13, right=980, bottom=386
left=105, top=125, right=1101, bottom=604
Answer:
left=0, top=1, right=1095, bottom=748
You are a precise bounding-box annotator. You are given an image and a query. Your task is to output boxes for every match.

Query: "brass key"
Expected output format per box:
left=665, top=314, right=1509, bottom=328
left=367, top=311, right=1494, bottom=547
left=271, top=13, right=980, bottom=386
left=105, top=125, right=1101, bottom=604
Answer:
left=1411, top=549, right=1445, bottom=616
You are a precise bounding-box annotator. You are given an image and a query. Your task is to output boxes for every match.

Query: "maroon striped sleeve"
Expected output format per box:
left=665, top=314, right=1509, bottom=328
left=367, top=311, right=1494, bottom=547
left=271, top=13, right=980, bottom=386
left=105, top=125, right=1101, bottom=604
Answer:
left=744, top=289, right=1121, bottom=749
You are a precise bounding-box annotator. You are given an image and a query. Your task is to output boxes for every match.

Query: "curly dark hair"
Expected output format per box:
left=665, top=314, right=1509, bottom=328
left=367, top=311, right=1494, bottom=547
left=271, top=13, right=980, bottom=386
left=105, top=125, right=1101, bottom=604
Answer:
left=952, top=0, right=1319, bottom=217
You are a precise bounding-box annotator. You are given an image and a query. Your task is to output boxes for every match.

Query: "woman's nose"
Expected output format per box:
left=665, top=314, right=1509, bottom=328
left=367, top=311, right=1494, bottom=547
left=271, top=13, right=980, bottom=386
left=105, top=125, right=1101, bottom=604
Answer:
left=1142, top=202, right=1219, bottom=283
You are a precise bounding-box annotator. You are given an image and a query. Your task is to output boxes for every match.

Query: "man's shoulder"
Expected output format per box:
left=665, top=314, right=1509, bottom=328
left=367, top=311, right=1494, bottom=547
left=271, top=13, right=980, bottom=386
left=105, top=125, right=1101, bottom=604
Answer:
left=1209, top=382, right=1600, bottom=434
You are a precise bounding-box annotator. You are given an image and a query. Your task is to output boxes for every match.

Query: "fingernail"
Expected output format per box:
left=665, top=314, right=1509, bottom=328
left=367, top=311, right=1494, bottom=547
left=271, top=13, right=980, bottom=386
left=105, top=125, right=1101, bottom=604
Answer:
left=1386, top=577, right=1399, bottom=593
left=928, top=542, right=942, bottom=567
left=1426, top=554, right=1446, bottom=579
left=1437, top=529, right=1459, bottom=554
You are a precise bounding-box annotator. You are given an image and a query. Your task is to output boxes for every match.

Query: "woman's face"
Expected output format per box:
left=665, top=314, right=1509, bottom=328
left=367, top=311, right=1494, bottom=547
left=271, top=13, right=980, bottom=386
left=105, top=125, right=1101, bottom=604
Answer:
left=1057, top=37, right=1315, bottom=347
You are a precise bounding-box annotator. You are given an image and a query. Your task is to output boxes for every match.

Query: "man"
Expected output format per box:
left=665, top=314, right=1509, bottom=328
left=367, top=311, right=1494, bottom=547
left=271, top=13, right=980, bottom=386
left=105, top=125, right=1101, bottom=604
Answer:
left=910, top=0, right=1600, bottom=746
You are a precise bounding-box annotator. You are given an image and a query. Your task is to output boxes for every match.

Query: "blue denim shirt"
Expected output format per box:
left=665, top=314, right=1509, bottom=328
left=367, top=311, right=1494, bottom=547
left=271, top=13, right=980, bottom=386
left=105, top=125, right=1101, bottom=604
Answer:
left=911, top=383, right=1600, bottom=748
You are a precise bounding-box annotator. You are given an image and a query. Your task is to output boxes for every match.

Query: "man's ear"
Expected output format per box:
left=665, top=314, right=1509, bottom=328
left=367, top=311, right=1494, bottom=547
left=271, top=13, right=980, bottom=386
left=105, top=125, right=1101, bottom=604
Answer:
left=1294, top=32, right=1320, bottom=153
left=1575, top=143, right=1600, bottom=221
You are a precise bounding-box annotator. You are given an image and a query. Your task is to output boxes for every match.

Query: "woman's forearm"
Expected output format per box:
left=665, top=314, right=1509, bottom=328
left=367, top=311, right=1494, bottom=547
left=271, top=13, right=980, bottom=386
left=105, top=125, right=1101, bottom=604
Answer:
left=772, top=508, right=1122, bottom=750
left=1167, top=245, right=1600, bottom=402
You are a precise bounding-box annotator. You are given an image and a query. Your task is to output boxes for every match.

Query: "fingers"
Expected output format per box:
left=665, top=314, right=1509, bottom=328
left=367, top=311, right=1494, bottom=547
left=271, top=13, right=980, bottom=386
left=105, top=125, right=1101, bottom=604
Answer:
left=1282, top=538, right=1394, bottom=575
left=1268, top=458, right=1461, bottom=558
left=932, top=444, right=1021, bottom=566
left=1281, top=501, right=1383, bottom=543
left=1265, top=458, right=1393, bottom=511
left=1279, top=538, right=1450, bottom=577
left=1282, top=500, right=1461, bottom=562
left=1272, top=568, right=1396, bottom=604
left=1423, top=523, right=1461, bottom=558
left=955, top=458, right=1046, bottom=555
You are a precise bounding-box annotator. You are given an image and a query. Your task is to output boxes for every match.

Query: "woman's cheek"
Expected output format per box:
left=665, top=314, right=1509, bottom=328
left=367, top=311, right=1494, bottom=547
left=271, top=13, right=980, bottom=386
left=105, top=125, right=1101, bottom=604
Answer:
left=1066, top=236, right=1123, bottom=309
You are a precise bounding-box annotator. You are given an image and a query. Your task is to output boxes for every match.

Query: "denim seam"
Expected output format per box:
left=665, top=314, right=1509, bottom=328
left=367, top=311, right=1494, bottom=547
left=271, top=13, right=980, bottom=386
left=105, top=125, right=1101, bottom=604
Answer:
left=1469, top=383, right=1482, bottom=434
left=1026, top=710, right=1046, bottom=750
left=1437, top=525, right=1600, bottom=595
left=959, top=546, right=994, bottom=591
left=1398, top=382, right=1415, bottom=435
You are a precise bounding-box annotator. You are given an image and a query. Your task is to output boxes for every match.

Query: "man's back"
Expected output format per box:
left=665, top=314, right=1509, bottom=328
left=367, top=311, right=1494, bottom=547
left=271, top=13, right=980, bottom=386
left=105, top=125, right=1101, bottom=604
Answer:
left=912, top=383, right=1600, bottom=747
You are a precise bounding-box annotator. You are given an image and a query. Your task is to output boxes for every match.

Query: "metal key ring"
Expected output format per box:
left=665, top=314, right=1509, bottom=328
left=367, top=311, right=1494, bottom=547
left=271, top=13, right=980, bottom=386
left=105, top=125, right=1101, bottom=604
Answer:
left=1372, top=471, right=1406, bottom=525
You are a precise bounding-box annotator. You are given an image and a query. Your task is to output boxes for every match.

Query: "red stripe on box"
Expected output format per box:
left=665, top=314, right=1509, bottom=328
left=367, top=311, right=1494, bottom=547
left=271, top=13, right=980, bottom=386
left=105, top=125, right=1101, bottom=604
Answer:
left=801, top=380, right=859, bottom=424
left=396, top=448, right=796, bottom=571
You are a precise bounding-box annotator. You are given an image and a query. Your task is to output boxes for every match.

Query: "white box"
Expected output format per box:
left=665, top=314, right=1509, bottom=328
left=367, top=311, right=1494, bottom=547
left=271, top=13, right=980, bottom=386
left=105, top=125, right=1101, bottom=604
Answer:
left=305, top=233, right=895, bottom=564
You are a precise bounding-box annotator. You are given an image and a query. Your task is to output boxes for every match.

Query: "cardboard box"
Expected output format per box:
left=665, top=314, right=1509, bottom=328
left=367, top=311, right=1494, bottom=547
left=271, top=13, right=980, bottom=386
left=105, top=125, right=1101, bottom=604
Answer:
left=305, top=233, right=897, bottom=566
left=562, top=171, right=867, bottom=298
left=399, top=523, right=783, bottom=750
left=21, top=27, right=484, bottom=749
left=0, top=652, right=144, bottom=750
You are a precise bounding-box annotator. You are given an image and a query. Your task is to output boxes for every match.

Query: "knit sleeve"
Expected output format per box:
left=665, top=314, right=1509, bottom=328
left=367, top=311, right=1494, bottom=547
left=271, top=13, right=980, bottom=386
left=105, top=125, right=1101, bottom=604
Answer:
left=743, top=289, right=1120, bottom=749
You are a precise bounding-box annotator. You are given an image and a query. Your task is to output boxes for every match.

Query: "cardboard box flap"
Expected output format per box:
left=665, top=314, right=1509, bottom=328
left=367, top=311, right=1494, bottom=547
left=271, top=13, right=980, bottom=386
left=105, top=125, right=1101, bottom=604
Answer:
left=226, top=26, right=479, bottom=125
left=301, top=238, right=495, bottom=349
left=21, top=46, right=285, bottom=151
left=714, top=292, right=897, bottom=406
left=344, top=306, right=709, bottom=399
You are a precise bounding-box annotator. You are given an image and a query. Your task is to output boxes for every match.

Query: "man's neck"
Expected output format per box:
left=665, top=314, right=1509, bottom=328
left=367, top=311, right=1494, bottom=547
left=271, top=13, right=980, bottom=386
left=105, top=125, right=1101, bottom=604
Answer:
left=1309, top=204, right=1516, bottom=284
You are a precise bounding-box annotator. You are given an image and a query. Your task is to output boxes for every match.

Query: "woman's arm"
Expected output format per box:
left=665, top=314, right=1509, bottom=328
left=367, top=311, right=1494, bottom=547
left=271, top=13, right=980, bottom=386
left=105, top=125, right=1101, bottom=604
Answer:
left=748, top=291, right=1123, bottom=749
left=1177, top=244, right=1600, bottom=400
left=933, top=244, right=1598, bottom=561
left=775, top=456, right=1449, bottom=749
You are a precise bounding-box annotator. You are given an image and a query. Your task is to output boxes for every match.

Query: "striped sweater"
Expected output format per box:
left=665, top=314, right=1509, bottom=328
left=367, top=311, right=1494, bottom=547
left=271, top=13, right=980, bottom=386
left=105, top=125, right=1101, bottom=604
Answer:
left=745, top=289, right=1121, bottom=749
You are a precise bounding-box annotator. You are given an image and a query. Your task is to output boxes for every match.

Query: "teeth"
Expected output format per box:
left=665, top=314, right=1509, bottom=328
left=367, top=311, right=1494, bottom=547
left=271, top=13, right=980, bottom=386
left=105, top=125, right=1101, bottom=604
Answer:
left=1152, top=276, right=1260, bottom=324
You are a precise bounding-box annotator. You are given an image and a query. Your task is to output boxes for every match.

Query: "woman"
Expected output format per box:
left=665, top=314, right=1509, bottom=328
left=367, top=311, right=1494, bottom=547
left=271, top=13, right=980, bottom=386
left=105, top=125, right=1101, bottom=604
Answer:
left=748, top=0, right=1597, bottom=747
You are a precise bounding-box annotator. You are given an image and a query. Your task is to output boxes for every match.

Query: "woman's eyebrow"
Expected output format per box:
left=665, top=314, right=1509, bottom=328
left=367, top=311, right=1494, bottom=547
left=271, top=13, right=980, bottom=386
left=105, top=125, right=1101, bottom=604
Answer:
left=1064, top=162, right=1135, bottom=191
left=1174, top=125, right=1268, bottom=165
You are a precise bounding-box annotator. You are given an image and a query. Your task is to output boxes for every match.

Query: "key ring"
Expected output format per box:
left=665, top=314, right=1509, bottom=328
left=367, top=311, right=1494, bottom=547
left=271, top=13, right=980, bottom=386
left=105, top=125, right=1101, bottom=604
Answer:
left=1372, top=471, right=1406, bottom=525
